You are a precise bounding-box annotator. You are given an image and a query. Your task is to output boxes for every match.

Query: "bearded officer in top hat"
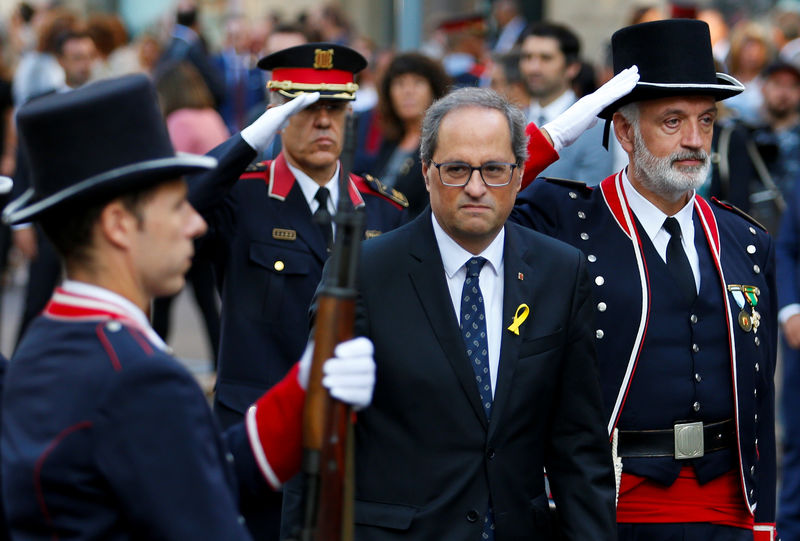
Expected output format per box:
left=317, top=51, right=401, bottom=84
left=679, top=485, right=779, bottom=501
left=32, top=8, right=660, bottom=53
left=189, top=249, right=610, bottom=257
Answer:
left=511, top=19, right=778, bottom=540
left=0, top=74, right=377, bottom=540
left=184, top=42, right=407, bottom=539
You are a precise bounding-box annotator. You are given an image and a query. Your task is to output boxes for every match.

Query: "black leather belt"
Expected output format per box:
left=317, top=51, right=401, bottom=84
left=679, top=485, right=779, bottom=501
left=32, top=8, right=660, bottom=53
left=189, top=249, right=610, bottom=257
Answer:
left=617, top=419, right=735, bottom=459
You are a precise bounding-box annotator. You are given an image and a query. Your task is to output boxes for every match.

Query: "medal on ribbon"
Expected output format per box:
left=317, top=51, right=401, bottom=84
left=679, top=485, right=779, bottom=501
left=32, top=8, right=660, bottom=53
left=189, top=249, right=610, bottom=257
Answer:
left=727, top=284, right=761, bottom=333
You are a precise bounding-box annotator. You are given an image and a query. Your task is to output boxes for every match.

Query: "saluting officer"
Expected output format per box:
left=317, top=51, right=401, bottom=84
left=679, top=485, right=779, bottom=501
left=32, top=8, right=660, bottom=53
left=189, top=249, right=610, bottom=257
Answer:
left=187, top=43, right=408, bottom=539
left=0, top=74, right=376, bottom=540
left=513, top=19, right=777, bottom=540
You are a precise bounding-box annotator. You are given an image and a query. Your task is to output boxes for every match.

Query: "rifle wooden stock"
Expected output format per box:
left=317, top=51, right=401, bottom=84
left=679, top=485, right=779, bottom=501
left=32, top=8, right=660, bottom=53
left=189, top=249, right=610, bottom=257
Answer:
left=296, top=112, right=361, bottom=541
left=301, top=295, right=355, bottom=541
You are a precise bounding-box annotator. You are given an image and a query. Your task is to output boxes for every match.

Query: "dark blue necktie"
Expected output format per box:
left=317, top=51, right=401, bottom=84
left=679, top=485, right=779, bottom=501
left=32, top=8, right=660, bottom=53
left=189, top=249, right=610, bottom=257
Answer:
left=313, top=187, right=333, bottom=250
left=663, top=217, right=696, bottom=305
left=460, top=256, right=495, bottom=540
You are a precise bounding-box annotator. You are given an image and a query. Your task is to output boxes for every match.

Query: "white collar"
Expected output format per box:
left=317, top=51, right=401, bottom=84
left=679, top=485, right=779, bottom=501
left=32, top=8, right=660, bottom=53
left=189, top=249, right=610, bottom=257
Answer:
left=59, top=280, right=169, bottom=352
left=529, top=89, right=576, bottom=123
left=622, top=168, right=696, bottom=239
left=286, top=161, right=341, bottom=211
left=431, top=213, right=504, bottom=279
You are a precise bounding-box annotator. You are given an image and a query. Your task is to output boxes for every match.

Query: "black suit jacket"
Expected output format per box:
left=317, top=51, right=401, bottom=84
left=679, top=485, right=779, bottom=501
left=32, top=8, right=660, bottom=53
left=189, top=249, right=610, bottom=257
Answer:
left=332, top=211, right=615, bottom=539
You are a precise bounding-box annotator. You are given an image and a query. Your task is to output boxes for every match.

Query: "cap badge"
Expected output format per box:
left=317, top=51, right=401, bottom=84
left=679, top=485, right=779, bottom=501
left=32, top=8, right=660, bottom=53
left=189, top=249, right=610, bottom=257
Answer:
left=313, top=48, right=334, bottom=69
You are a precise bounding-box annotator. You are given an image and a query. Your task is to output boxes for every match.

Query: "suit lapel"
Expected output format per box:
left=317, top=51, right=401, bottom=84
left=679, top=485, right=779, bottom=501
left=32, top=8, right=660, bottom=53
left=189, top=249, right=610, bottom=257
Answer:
left=490, top=224, right=536, bottom=438
left=407, top=213, right=488, bottom=429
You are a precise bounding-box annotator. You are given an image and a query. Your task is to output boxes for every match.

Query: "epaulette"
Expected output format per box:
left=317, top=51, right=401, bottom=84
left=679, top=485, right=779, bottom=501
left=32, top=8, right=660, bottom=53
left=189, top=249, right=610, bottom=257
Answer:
left=361, top=174, right=409, bottom=208
left=542, top=177, right=593, bottom=194
left=245, top=160, right=268, bottom=173
left=711, top=197, right=768, bottom=232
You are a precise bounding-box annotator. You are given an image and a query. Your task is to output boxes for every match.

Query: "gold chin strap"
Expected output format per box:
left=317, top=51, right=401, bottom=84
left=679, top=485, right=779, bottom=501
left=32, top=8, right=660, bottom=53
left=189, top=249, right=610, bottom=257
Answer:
left=276, top=89, right=356, bottom=100
left=268, top=80, right=359, bottom=100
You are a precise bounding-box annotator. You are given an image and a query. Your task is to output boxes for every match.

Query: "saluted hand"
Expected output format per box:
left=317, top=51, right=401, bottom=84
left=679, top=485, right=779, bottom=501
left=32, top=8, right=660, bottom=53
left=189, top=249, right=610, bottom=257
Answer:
left=541, top=65, right=640, bottom=152
left=240, top=91, right=321, bottom=152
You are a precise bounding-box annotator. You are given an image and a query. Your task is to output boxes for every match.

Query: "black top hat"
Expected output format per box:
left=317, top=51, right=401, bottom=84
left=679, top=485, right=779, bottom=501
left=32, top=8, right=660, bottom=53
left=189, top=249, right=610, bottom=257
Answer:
left=258, top=43, right=367, bottom=101
left=598, top=19, right=744, bottom=119
left=3, top=74, right=217, bottom=225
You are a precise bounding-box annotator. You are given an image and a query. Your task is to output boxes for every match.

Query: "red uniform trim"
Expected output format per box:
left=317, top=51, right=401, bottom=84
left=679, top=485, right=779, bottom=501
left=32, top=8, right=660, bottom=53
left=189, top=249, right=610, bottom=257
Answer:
left=350, top=176, right=405, bottom=210
left=34, top=421, right=93, bottom=539
left=46, top=288, right=156, bottom=359
left=617, top=467, right=753, bottom=529
left=754, top=523, right=777, bottom=540
left=265, top=152, right=365, bottom=208
left=251, top=364, right=306, bottom=486
left=599, top=172, right=653, bottom=435
left=95, top=323, right=122, bottom=372
left=126, top=327, right=154, bottom=356
left=270, top=67, right=354, bottom=86
left=521, top=123, right=559, bottom=189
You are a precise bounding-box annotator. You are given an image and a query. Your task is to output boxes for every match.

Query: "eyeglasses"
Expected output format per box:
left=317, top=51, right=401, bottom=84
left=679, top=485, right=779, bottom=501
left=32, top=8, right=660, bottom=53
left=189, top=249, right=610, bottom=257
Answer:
left=431, top=160, right=518, bottom=187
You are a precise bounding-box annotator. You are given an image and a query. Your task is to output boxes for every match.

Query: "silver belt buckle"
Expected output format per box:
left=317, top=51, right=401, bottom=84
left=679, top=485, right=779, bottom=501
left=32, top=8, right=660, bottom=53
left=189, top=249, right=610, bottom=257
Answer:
left=674, top=421, right=704, bottom=460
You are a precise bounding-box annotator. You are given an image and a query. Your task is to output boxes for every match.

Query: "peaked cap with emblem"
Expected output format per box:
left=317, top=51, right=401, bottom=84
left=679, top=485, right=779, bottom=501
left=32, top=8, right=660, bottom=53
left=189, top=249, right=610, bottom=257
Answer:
left=258, top=42, right=367, bottom=101
left=598, top=19, right=744, bottom=119
left=437, top=13, right=487, bottom=35
left=3, top=74, right=217, bottom=225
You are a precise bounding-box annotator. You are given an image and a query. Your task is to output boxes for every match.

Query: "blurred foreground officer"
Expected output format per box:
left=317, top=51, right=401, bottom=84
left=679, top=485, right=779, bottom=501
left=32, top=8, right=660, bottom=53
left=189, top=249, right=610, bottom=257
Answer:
left=288, top=86, right=618, bottom=539
left=514, top=19, right=777, bottom=540
left=0, top=74, right=375, bottom=540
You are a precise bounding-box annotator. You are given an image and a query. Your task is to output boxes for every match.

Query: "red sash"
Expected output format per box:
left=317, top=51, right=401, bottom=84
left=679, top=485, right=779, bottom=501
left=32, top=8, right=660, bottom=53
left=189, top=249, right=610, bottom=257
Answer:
left=617, top=467, right=753, bottom=529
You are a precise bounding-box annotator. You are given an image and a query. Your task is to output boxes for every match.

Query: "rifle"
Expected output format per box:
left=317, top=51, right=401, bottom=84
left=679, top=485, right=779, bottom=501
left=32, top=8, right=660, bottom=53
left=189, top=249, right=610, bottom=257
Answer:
left=296, top=112, right=363, bottom=541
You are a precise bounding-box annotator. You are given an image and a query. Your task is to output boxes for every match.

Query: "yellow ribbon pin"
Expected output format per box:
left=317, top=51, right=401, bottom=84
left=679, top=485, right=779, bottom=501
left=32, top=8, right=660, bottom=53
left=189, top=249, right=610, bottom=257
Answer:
left=507, top=304, right=530, bottom=335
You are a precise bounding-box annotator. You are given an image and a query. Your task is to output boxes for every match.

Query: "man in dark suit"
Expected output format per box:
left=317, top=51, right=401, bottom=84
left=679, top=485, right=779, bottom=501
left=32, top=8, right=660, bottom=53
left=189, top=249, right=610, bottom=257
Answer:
left=286, top=86, right=617, bottom=539
left=0, top=74, right=376, bottom=540
left=513, top=19, right=777, bottom=540
left=157, top=1, right=224, bottom=107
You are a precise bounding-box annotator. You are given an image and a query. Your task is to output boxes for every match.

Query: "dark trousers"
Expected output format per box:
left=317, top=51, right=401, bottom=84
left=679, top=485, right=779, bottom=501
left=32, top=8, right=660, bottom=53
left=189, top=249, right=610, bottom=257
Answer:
left=618, top=523, right=752, bottom=540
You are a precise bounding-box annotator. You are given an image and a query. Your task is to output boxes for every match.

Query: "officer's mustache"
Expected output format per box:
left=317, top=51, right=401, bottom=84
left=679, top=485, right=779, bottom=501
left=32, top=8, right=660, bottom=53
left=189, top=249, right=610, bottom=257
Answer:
left=670, top=150, right=708, bottom=167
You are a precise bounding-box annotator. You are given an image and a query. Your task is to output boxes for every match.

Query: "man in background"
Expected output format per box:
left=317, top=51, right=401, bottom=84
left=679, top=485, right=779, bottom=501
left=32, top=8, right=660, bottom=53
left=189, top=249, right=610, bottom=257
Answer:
left=519, top=22, right=614, bottom=183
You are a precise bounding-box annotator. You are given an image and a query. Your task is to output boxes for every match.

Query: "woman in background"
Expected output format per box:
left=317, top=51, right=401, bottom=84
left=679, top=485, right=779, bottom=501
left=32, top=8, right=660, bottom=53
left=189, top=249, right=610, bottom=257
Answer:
left=372, top=53, right=449, bottom=218
left=153, top=61, right=228, bottom=368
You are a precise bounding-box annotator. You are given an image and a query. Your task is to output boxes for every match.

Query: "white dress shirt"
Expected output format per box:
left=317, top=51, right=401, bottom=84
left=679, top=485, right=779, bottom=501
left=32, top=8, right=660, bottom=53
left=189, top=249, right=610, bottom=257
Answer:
left=287, top=161, right=341, bottom=235
left=622, top=169, right=700, bottom=292
left=60, top=279, right=169, bottom=352
left=527, top=89, right=576, bottom=126
left=431, top=214, right=504, bottom=396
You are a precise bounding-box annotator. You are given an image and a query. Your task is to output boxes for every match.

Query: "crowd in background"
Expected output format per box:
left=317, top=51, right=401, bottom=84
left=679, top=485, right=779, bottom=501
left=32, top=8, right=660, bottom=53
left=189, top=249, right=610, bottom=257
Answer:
left=0, top=1, right=796, bottom=356
left=0, top=3, right=795, bottom=377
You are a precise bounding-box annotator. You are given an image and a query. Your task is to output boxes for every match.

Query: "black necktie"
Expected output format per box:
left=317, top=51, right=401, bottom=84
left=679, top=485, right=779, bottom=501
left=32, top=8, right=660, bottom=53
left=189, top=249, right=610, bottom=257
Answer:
left=313, top=187, right=333, bottom=250
left=663, top=217, right=696, bottom=305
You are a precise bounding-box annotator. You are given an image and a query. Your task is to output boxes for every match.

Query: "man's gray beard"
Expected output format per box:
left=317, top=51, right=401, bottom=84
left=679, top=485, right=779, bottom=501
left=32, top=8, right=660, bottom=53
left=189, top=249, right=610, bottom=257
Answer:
left=631, top=127, right=710, bottom=200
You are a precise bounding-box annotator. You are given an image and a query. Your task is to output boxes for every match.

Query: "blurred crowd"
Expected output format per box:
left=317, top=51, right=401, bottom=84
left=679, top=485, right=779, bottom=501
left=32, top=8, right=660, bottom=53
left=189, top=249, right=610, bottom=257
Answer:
left=0, top=0, right=800, bottom=346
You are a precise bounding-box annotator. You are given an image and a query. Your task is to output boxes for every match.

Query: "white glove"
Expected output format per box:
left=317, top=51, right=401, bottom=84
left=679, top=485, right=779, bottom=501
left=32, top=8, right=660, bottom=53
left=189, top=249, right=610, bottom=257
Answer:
left=323, top=337, right=375, bottom=410
left=542, top=65, right=639, bottom=152
left=240, top=92, right=320, bottom=152
left=296, top=337, right=376, bottom=411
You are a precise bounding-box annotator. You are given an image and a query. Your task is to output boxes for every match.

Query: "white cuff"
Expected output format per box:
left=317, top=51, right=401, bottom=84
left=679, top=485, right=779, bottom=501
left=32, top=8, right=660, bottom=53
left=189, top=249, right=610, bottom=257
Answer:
left=779, top=303, right=800, bottom=325
left=245, top=404, right=281, bottom=489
